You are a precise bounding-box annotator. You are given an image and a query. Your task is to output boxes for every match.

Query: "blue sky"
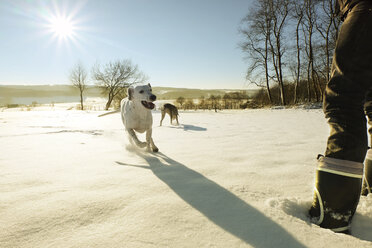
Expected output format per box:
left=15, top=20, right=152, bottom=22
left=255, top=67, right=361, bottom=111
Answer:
left=0, top=0, right=252, bottom=89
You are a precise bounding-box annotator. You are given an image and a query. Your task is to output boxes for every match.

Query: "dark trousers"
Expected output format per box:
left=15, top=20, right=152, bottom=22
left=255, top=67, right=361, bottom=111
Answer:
left=324, top=2, right=372, bottom=163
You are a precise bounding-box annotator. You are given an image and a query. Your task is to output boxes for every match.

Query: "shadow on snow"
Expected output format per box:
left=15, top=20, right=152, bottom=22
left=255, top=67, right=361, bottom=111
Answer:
left=164, top=123, right=207, bottom=132
left=116, top=151, right=305, bottom=248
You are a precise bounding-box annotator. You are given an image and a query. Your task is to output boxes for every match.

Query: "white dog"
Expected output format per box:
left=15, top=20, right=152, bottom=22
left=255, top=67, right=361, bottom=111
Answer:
left=121, top=84, right=158, bottom=152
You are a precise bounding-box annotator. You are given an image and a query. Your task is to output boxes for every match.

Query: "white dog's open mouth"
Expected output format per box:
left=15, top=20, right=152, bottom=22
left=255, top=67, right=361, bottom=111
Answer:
left=141, top=101, right=155, bottom=110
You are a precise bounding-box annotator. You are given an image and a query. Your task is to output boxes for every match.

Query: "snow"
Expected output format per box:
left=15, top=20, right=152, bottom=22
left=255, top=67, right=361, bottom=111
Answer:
left=1, top=106, right=372, bottom=248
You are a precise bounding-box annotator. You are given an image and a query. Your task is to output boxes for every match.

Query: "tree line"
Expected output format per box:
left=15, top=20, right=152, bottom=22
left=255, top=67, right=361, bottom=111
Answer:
left=175, top=91, right=254, bottom=112
left=239, top=0, right=340, bottom=106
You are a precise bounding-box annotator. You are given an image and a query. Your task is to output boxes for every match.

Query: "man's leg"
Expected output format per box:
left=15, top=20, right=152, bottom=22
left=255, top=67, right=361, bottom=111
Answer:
left=310, top=5, right=372, bottom=232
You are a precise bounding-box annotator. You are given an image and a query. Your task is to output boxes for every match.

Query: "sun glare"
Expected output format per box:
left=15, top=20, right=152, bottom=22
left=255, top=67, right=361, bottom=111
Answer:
left=30, top=1, right=86, bottom=48
left=50, top=17, right=74, bottom=38
left=48, top=16, right=75, bottom=40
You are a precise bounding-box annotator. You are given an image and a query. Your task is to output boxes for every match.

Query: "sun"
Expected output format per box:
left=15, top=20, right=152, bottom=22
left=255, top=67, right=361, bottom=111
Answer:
left=37, top=2, right=85, bottom=47
left=48, top=16, right=75, bottom=39
left=50, top=17, right=73, bottom=38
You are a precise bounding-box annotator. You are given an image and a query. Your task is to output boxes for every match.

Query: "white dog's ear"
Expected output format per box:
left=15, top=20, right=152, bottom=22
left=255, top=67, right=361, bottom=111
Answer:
left=148, top=83, right=151, bottom=88
left=128, top=87, right=134, bottom=100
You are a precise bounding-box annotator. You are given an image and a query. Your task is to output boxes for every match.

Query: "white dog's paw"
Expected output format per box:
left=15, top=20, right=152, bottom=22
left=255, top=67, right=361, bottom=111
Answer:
left=146, top=145, right=158, bottom=153
left=137, top=141, right=147, bottom=148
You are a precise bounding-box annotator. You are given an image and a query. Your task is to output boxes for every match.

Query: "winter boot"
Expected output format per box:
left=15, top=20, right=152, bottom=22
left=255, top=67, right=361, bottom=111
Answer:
left=309, top=156, right=363, bottom=233
left=362, top=150, right=372, bottom=196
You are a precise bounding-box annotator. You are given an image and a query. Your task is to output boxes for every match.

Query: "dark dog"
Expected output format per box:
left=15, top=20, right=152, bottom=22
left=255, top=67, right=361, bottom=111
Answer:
left=160, top=103, right=179, bottom=126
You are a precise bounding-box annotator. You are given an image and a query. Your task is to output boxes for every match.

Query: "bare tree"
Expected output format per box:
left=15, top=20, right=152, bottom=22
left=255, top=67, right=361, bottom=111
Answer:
left=316, top=0, right=341, bottom=82
left=302, top=0, right=329, bottom=102
left=92, top=60, right=147, bottom=110
left=223, top=93, right=231, bottom=109
left=267, top=0, right=291, bottom=105
left=209, top=95, right=220, bottom=112
left=240, top=0, right=290, bottom=106
left=184, top=99, right=195, bottom=110
left=176, top=96, right=185, bottom=109
left=290, top=0, right=305, bottom=104
left=69, top=62, right=88, bottom=110
left=239, top=0, right=273, bottom=104
left=198, top=96, right=206, bottom=110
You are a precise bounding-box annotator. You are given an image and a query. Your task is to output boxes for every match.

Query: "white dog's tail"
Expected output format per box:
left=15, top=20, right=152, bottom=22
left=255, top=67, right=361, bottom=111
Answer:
left=98, top=110, right=120, bottom=117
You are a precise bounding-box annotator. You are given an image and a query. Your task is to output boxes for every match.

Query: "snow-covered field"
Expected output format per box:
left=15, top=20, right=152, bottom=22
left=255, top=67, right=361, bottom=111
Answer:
left=1, top=105, right=372, bottom=248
